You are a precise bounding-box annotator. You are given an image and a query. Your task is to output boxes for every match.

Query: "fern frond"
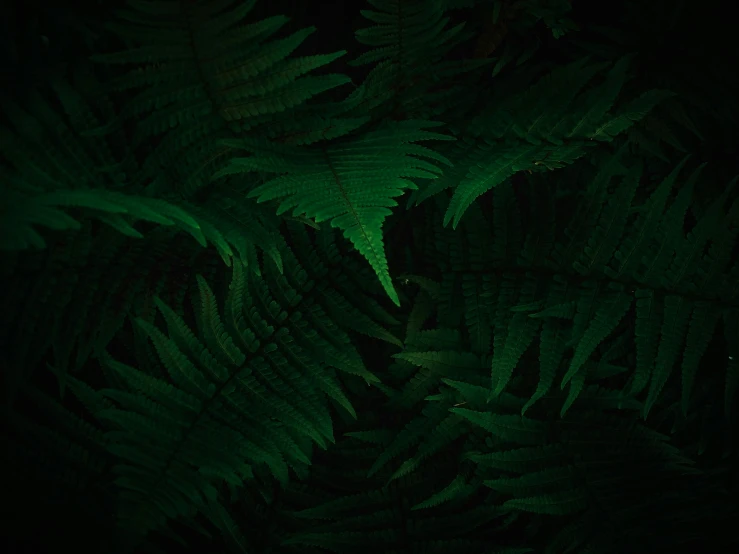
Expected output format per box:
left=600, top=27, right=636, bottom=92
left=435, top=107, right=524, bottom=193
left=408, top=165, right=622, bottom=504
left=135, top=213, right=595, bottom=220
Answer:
left=81, top=252, right=378, bottom=541
left=443, top=58, right=669, bottom=228
left=215, top=119, right=454, bottom=305
left=94, top=0, right=351, bottom=196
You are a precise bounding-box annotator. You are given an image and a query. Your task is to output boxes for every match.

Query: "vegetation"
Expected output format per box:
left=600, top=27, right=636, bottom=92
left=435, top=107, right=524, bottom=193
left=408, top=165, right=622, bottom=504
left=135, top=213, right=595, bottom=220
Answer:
left=2, top=1, right=737, bottom=553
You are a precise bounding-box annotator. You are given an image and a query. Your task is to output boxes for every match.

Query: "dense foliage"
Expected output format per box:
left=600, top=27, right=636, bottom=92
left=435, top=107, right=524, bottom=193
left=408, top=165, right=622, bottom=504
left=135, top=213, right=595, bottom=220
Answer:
left=2, top=1, right=738, bottom=553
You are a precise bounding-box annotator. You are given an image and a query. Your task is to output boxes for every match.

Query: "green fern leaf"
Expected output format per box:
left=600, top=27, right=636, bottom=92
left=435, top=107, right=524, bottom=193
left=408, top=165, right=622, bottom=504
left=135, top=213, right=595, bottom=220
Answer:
left=216, top=119, right=454, bottom=305
left=491, top=273, right=541, bottom=398
left=561, top=55, right=632, bottom=138
left=484, top=466, right=575, bottom=496
left=465, top=444, right=568, bottom=472
left=411, top=473, right=475, bottom=511
left=643, top=295, right=693, bottom=419
left=450, top=408, right=548, bottom=445
left=444, top=142, right=539, bottom=229
left=522, top=278, right=571, bottom=415
left=630, top=289, right=660, bottom=396
left=195, top=274, right=247, bottom=368
left=503, top=488, right=588, bottom=515
left=560, top=365, right=587, bottom=417
left=606, top=156, right=691, bottom=281
left=591, top=90, right=676, bottom=141
left=572, top=164, right=640, bottom=275
left=562, top=289, right=632, bottom=388
left=680, top=302, right=721, bottom=416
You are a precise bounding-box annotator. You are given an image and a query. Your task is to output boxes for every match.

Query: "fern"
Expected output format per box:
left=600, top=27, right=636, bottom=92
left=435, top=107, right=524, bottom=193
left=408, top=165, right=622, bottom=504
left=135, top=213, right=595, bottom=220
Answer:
left=77, top=252, right=379, bottom=545
left=3, top=1, right=738, bottom=553
left=0, top=65, right=284, bottom=405
left=215, top=119, right=455, bottom=305
left=90, top=0, right=352, bottom=197
left=437, top=57, right=672, bottom=228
